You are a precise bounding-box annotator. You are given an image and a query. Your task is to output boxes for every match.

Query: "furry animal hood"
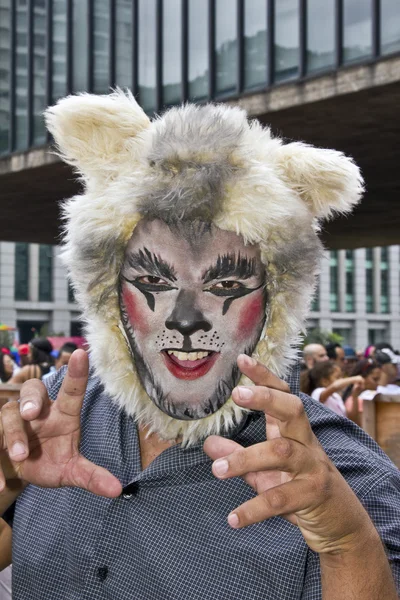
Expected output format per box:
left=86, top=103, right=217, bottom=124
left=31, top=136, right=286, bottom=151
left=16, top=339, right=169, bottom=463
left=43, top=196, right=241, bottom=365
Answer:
left=45, top=90, right=363, bottom=444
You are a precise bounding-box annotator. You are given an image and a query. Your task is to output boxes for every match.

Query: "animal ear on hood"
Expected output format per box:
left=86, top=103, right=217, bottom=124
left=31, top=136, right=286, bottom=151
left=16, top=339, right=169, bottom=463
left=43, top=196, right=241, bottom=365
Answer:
left=44, top=89, right=150, bottom=182
left=273, top=141, right=364, bottom=219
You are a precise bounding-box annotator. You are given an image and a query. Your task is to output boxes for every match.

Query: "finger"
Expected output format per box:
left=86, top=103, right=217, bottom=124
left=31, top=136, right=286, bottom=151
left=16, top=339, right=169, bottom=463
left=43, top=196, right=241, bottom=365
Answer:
left=211, top=438, right=313, bottom=480
left=203, top=435, right=242, bottom=462
left=19, top=378, right=50, bottom=420
left=237, top=354, right=290, bottom=392
left=65, top=455, right=122, bottom=498
left=232, top=385, right=314, bottom=446
left=1, top=402, right=29, bottom=461
left=227, top=478, right=320, bottom=529
left=56, top=349, right=89, bottom=417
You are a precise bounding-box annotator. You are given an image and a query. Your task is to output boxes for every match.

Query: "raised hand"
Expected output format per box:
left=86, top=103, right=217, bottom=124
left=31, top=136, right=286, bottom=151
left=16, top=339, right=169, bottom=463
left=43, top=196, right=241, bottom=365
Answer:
left=0, top=350, right=122, bottom=498
left=204, top=354, right=374, bottom=555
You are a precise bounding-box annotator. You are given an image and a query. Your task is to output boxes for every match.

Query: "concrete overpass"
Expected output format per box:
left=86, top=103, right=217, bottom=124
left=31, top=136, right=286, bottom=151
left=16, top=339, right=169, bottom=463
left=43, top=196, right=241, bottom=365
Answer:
left=1, top=54, right=400, bottom=250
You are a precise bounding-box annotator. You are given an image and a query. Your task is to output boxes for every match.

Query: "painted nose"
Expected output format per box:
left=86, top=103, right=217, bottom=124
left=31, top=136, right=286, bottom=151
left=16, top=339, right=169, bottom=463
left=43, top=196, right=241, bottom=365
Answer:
left=165, top=290, right=212, bottom=336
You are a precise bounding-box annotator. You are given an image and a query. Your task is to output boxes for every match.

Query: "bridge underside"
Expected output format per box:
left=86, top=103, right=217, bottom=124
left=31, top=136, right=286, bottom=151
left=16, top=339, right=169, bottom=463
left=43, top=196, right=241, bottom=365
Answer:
left=1, top=57, right=400, bottom=249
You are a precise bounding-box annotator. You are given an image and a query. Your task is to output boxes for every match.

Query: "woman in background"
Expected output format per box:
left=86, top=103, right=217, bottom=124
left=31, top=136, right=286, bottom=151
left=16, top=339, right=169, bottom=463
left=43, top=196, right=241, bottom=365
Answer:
left=344, top=359, right=382, bottom=427
left=0, top=352, right=18, bottom=384
left=9, top=338, right=53, bottom=383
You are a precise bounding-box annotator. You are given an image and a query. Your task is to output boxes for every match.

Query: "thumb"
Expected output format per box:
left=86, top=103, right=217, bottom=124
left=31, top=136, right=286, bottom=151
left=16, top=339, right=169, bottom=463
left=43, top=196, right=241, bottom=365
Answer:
left=65, top=454, right=122, bottom=498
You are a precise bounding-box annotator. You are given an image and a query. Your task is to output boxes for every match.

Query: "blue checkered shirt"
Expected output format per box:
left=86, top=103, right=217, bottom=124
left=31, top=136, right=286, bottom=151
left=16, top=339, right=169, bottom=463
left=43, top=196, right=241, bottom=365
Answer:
left=7, top=363, right=400, bottom=599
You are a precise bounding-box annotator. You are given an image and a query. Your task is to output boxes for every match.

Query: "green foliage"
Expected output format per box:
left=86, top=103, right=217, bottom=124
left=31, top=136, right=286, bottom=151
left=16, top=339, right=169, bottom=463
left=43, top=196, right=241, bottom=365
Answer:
left=0, top=330, right=12, bottom=348
left=301, top=328, right=344, bottom=349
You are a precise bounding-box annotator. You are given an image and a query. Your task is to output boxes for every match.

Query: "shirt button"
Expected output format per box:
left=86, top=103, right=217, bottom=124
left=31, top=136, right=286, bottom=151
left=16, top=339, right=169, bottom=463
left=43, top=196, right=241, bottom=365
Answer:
left=122, top=481, right=139, bottom=499
left=97, top=566, right=109, bottom=582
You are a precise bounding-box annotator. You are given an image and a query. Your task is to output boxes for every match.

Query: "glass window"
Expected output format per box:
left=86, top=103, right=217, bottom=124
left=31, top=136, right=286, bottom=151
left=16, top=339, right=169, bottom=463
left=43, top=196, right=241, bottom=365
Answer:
left=330, top=250, right=339, bottom=312
left=116, top=0, right=133, bottom=89
left=32, top=0, right=46, bottom=146
left=15, top=0, right=28, bottom=150
left=39, top=244, right=53, bottom=302
left=138, top=0, right=156, bottom=112
left=188, top=0, right=209, bottom=101
left=52, top=0, right=67, bottom=101
left=274, top=0, right=299, bottom=82
left=380, top=247, right=389, bottom=313
left=343, top=0, right=372, bottom=64
left=311, top=278, right=320, bottom=312
left=72, top=0, right=89, bottom=91
left=345, top=249, right=354, bottom=312
left=93, top=0, right=110, bottom=94
left=244, top=0, right=267, bottom=89
left=365, top=247, right=373, bottom=313
left=0, top=0, right=11, bottom=154
left=306, top=0, right=335, bottom=73
left=381, top=0, right=400, bottom=55
left=215, top=0, right=237, bottom=95
left=14, top=242, right=29, bottom=301
left=163, top=0, right=182, bottom=106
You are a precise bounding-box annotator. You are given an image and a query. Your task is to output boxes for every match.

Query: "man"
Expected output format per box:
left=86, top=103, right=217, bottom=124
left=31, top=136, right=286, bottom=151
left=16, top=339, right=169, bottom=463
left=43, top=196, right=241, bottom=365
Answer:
left=325, top=342, right=345, bottom=367
left=302, top=343, right=328, bottom=369
left=376, top=348, right=400, bottom=395
left=0, top=92, right=399, bottom=599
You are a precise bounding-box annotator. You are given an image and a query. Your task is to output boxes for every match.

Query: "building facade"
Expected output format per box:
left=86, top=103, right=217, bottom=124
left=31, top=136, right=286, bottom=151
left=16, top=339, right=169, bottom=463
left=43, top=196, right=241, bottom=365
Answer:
left=0, top=241, right=81, bottom=342
left=309, top=246, right=400, bottom=350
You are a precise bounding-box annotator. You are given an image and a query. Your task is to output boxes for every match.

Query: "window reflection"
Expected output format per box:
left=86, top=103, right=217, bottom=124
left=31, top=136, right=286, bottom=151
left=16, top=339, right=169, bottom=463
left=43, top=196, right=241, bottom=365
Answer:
left=274, top=0, right=299, bottom=82
left=0, top=0, right=11, bottom=154
left=52, top=0, right=67, bottom=101
left=138, top=0, right=156, bottom=112
left=343, top=0, right=372, bottom=63
left=215, top=0, right=237, bottom=94
left=244, top=0, right=267, bottom=89
left=33, top=0, right=47, bottom=145
left=307, top=0, right=335, bottom=73
left=116, top=0, right=133, bottom=89
left=93, top=0, right=110, bottom=94
left=381, top=0, right=400, bottom=55
left=72, top=0, right=89, bottom=92
left=15, top=0, right=28, bottom=149
left=163, top=0, right=182, bottom=105
left=188, top=0, right=208, bottom=100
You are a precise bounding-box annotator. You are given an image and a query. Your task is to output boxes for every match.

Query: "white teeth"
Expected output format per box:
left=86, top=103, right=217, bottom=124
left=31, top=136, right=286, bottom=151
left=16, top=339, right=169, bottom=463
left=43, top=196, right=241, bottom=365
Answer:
left=167, top=350, right=211, bottom=361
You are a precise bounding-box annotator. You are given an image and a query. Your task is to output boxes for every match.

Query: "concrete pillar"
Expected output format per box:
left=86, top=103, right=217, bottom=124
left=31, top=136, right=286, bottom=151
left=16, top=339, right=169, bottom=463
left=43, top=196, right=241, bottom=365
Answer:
left=317, top=251, right=333, bottom=332
left=354, top=248, right=368, bottom=350
left=338, top=250, right=346, bottom=313
left=389, top=245, right=400, bottom=349
left=0, top=242, right=17, bottom=329
left=373, top=247, right=381, bottom=314
left=29, top=243, right=39, bottom=302
left=51, top=248, right=70, bottom=336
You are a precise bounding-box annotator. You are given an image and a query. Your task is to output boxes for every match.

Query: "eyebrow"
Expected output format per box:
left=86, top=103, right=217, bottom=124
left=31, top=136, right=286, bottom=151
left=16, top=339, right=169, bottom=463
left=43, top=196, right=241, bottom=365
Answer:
left=202, top=253, right=257, bottom=284
left=126, top=247, right=177, bottom=282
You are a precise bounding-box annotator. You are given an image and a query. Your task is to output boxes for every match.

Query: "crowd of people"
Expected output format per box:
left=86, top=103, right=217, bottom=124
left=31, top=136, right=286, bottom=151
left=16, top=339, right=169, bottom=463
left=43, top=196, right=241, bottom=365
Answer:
left=301, top=341, right=400, bottom=426
left=0, top=339, right=78, bottom=386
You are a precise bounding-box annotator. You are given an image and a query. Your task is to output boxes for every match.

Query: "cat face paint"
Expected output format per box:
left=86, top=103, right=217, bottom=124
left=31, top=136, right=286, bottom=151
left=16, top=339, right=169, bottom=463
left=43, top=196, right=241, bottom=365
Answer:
left=119, top=219, right=266, bottom=420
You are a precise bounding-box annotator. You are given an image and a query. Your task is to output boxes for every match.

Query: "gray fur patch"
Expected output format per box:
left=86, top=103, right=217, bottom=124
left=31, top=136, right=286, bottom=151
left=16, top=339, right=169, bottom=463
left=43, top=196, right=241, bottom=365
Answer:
left=137, top=104, right=248, bottom=223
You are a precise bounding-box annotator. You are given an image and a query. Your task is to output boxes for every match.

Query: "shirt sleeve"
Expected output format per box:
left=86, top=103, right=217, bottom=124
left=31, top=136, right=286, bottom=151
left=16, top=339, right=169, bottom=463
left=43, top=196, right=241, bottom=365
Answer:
left=310, top=388, right=322, bottom=402
left=301, top=475, right=400, bottom=599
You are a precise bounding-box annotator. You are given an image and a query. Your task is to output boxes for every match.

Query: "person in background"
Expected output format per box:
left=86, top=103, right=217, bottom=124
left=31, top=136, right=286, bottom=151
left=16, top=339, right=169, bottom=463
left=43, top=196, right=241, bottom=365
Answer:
left=342, top=345, right=359, bottom=375
left=325, top=342, right=345, bottom=368
left=17, top=345, right=30, bottom=367
left=303, top=360, right=363, bottom=417
left=375, top=348, right=400, bottom=395
left=42, top=342, right=78, bottom=383
left=9, top=338, right=53, bottom=384
left=302, top=343, right=328, bottom=370
left=344, top=359, right=382, bottom=427
left=0, top=353, right=18, bottom=384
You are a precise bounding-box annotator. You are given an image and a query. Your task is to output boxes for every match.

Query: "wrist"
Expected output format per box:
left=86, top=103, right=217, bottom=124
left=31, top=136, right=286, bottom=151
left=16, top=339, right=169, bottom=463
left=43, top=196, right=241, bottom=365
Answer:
left=321, top=521, right=381, bottom=564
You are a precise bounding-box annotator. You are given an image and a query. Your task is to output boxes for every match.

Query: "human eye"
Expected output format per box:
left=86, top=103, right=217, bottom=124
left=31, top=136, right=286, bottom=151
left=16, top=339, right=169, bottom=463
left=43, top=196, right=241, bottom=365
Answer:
left=205, top=280, right=246, bottom=296
left=136, top=276, right=169, bottom=286
left=123, top=274, right=175, bottom=292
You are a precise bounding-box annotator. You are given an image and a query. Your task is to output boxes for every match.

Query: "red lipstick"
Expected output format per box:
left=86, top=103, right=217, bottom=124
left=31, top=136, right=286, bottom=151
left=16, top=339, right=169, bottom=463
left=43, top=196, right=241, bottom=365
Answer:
left=162, top=351, right=219, bottom=380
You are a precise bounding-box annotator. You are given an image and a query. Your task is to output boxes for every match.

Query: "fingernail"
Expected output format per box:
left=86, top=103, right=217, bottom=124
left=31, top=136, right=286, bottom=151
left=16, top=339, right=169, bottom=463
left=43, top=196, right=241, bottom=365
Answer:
left=213, top=459, right=229, bottom=477
left=10, top=442, right=26, bottom=459
left=239, top=354, right=257, bottom=368
left=228, top=513, right=240, bottom=528
left=21, top=401, right=36, bottom=414
left=236, top=387, right=253, bottom=403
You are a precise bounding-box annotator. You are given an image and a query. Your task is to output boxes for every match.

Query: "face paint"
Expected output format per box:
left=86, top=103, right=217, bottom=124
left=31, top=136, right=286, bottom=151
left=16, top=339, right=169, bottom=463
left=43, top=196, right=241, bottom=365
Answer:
left=119, top=219, right=266, bottom=420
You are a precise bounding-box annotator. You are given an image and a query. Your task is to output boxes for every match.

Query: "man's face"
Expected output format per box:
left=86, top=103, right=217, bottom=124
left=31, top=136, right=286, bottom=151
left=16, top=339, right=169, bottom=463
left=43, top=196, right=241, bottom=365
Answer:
left=334, top=347, right=345, bottom=366
left=119, top=219, right=266, bottom=420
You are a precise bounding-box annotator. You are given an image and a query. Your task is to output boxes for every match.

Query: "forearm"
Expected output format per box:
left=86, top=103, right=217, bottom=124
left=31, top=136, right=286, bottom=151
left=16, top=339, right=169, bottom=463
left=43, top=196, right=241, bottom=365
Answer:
left=321, top=525, right=398, bottom=600
left=0, top=518, right=12, bottom=570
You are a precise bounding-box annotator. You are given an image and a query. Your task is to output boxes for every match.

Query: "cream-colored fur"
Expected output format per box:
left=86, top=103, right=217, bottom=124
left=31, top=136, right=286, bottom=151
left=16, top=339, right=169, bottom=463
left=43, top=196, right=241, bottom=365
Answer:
left=45, top=90, right=364, bottom=445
